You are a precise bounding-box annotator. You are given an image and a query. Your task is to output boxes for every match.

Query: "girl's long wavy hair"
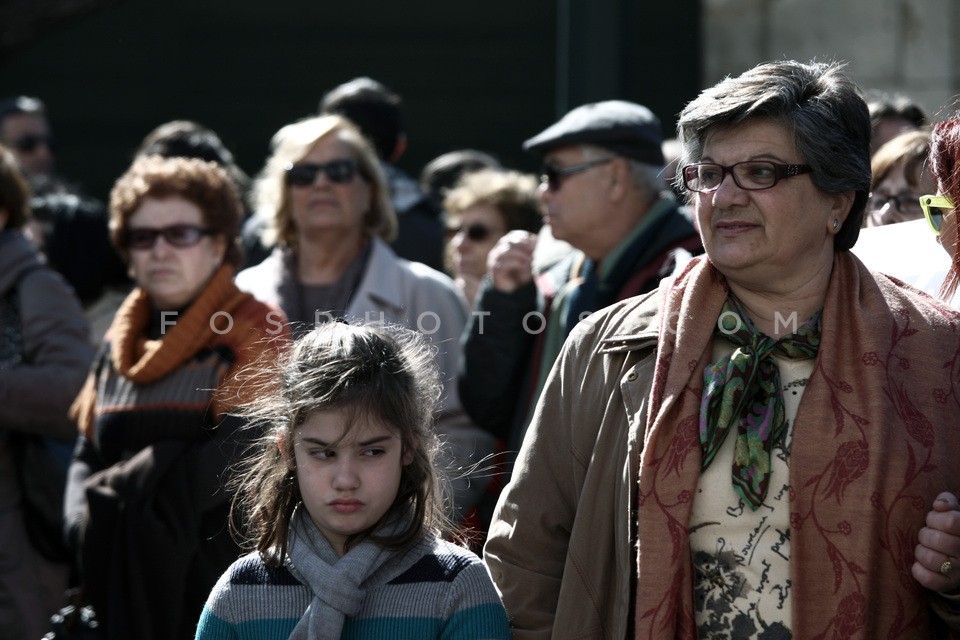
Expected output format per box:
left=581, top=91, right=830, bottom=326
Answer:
left=228, top=321, right=451, bottom=565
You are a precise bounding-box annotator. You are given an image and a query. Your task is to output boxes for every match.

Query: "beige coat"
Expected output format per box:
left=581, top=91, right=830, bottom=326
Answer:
left=486, top=266, right=960, bottom=637
left=484, top=291, right=660, bottom=640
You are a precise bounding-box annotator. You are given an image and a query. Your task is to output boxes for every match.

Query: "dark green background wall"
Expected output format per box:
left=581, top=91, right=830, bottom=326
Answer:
left=1, top=0, right=700, bottom=202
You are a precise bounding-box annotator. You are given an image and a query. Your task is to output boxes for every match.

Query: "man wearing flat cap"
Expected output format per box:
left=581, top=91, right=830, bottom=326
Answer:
left=459, top=100, right=702, bottom=461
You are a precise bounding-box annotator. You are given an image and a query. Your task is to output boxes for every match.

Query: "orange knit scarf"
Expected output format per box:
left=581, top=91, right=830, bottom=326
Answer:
left=634, top=253, right=960, bottom=639
left=71, top=265, right=286, bottom=438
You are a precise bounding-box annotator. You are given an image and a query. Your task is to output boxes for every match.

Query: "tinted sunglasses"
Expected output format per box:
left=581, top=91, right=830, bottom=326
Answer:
left=14, top=134, right=56, bottom=153
left=540, top=157, right=614, bottom=192
left=919, top=194, right=954, bottom=236
left=125, top=224, right=216, bottom=250
left=447, top=223, right=494, bottom=242
left=285, top=159, right=360, bottom=187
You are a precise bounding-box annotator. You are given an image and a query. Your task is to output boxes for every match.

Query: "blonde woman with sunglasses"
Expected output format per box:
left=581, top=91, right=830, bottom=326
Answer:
left=236, top=114, right=495, bottom=530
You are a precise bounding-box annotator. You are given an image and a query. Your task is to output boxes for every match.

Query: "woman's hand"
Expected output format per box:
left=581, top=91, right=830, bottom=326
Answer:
left=913, top=492, right=960, bottom=594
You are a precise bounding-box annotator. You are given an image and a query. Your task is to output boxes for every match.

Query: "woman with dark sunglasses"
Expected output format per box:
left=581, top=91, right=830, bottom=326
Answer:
left=235, top=114, right=494, bottom=529
left=63, top=155, right=289, bottom=640
left=443, top=168, right=542, bottom=309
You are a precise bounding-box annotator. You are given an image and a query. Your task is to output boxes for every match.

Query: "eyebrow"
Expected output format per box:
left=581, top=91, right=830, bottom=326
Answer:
left=301, top=435, right=395, bottom=447
left=700, top=152, right=792, bottom=163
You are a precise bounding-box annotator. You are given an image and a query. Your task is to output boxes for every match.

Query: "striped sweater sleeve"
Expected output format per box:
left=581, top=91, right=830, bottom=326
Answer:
left=195, top=553, right=308, bottom=640
left=439, top=554, right=512, bottom=640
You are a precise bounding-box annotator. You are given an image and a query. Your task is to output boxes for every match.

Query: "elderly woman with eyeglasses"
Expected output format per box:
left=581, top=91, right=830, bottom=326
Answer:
left=485, top=60, right=960, bottom=638
left=864, top=129, right=936, bottom=227
left=64, top=156, right=288, bottom=640
left=235, top=114, right=493, bottom=524
left=443, top=168, right=543, bottom=309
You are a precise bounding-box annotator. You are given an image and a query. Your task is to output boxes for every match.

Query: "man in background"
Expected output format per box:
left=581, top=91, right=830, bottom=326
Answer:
left=0, top=96, right=56, bottom=179
left=459, top=100, right=703, bottom=457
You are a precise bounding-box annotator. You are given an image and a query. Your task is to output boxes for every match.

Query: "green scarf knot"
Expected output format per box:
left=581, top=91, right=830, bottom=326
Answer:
left=699, top=296, right=822, bottom=510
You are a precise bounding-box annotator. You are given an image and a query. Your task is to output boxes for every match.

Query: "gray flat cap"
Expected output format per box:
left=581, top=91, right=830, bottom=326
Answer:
left=523, top=100, right=664, bottom=165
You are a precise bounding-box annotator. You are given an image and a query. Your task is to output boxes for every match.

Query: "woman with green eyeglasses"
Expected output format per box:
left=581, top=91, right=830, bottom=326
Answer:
left=926, top=114, right=960, bottom=300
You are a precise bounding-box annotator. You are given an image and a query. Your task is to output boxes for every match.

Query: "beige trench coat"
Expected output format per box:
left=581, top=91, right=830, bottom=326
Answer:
left=484, top=291, right=660, bottom=640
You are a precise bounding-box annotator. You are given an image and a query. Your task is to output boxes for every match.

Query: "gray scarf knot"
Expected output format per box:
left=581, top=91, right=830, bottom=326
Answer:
left=286, top=506, right=403, bottom=640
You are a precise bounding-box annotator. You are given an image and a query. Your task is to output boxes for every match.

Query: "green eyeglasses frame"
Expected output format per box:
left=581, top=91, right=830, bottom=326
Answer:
left=919, top=194, right=954, bottom=236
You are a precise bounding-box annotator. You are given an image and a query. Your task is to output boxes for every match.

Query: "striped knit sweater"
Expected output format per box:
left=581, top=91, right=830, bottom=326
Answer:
left=195, top=535, right=510, bottom=639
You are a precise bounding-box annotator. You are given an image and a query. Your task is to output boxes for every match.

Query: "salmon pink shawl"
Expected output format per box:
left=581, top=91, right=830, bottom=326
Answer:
left=635, top=253, right=960, bottom=638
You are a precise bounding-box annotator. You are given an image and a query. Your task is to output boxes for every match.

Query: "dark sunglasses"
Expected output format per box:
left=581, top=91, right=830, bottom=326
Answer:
left=540, top=157, right=614, bottom=192
left=125, top=224, right=216, bottom=250
left=447, top=223, right=494, bottom=242
left=13, top=133, right=56, bottom=153
left=285, top=159, right=360, bottom=187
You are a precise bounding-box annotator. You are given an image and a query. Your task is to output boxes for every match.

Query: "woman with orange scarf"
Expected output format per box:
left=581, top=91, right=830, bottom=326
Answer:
left=485, top=60, right=960, bottom=638
left=64, top=156, right=287, bottom=640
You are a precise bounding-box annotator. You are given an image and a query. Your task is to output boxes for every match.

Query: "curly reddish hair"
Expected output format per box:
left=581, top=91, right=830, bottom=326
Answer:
left=928, top=115, right=960, bottom=298
left=109, top=155, right=244, bottom=265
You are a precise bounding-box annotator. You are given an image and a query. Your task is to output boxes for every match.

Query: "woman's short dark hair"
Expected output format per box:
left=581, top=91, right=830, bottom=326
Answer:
left=676, top=59, right=872, bottom=251
left=135, top=120, right=250, bottom=195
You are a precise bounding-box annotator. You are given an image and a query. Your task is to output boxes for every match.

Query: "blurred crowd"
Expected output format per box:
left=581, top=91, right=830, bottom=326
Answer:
left=1, top=67, right=960, bottom=640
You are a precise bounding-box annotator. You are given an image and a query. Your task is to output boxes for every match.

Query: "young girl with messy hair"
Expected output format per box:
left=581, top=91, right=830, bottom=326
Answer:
left=195, top=321, right=509, bottom=639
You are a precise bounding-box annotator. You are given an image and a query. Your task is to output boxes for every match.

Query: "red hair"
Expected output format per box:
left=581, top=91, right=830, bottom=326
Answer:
left=929, top=115, right=960, bottom=299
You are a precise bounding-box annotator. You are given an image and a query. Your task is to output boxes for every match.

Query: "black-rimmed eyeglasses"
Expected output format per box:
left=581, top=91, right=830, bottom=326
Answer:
left=681, top=161, right=812, bottom=193
left=867, top=191, right=924, bottom=216
left=540, top=157, right=614, bottom=192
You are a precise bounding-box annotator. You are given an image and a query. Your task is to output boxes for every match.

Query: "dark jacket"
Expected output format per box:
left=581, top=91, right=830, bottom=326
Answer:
left=459, top=197, right=702, bottom=454
left=77, top=419, right=246, bottom=640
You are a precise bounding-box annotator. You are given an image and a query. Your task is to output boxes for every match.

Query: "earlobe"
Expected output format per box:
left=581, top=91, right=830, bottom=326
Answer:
left=828, top=190, right=855, bottom=233
left=278, top=433, right=296, bottom=470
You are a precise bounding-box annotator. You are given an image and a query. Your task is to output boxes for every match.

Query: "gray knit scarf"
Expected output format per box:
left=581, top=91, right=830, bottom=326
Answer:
left=286, top=506, right=401, bottom=640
